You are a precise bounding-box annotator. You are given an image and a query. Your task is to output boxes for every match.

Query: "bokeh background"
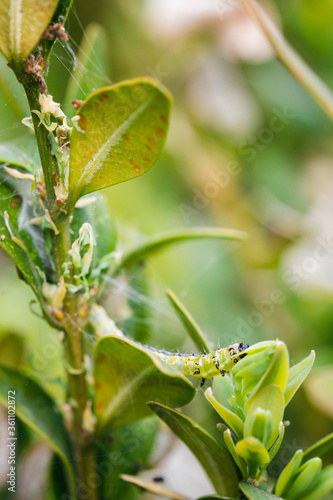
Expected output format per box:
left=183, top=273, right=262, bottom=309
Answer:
left=1, top=0, right=333, bottom=498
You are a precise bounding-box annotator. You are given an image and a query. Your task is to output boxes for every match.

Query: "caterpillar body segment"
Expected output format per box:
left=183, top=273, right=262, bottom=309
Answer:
left=146, top=343, right=249, bottom=379
left=90, top=305, right=249, bottom=379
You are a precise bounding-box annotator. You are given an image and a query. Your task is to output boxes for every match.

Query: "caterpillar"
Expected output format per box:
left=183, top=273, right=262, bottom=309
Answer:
left=90, top=305, right=249, bottom=383
left=143, top=342, right=249, bottom=381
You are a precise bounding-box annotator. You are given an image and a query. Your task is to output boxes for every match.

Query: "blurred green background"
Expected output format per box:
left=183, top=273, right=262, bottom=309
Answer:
left=1, top=0, right=333, bottom=495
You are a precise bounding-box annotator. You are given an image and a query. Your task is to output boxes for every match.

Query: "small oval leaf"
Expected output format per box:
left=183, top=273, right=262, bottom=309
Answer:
left=148, top=402, right=239, bottom=497
left=0, top=366, right=75, bottom=494
left=235, top=438, right=270, bottom=476
left=303, top=432, right=333, bottom=463
left=285, top=350, right=315, bottom=405
left=239, top=482, right=283, bottom=500
left=94, top=336, right=195, bottom=431
left=67, top=78, right=171, bottom=211
left=205, top=387, right=244, bottom=439
left=244, top=385, right=284, bottom=450
left=166, top=288, right=212, bottom=354
left=0, top=0, right=58, bottom=62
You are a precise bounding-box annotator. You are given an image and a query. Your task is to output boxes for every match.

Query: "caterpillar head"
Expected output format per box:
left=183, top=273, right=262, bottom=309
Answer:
left=228, top=342, right=249, bottom=363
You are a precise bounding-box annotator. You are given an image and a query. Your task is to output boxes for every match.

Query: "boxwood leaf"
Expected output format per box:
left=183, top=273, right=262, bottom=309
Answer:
left=285, top=350, right=315, bottom=405
left=98, top=418, right=158, bottom=500
left=205, top=387, right=244, bottom=439
left=112, top=227, right=247, bottom=275
left=94, top=336, right=195, bottom=431
left=244, top=385, right=284, bottom=450
left=197, top=497, right=239, bottom=500
left=245, top=342, right=288, bottom=413
left=303, top=432, right=333, bottom=462
left=0, top=135, right=41, bottom=173
left=0, top=178, right=43, bottom=301
left=0, top=0, right=59, bottom=63
left=67, top=78, right=171, bottom=212
left=287, top=458, right=322, bottom=499
left=0, top=366, right=75, bottom=495
left=235, top=438, right=270, bottom=477
left=239, top=482, right=283, bottom=500
left=301, top=465, right=333, bottom=500
left=120, top=474, right=186, bottom=500
left=275, top=449, right=304, bottom=497
left=148, top=402, right=239, bottom=497
left=166, top=288, right=211, bottom=354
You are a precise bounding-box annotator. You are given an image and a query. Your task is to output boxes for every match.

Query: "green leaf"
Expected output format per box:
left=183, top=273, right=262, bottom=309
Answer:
left=246, top=409, right=272, bottom=449
left=244, top=385, right=284, bottom=450
left=301, top=465, right=333, bottom=500
left=67, top=78, right=172, bottom=211
left=235, top=438, right=270, bottom=477
left=0, top=0, right=58, bottom=63
left=113, top=227, right=247, bottom=275
left=121, top=474, right=186, bottom=500
left=284, top=350, right=315, bottom=405
left=245, top=342, right=289, bottom=413
left=98, top=418, right=158, bottom=500
left=287, top=458, right=322, bottom=499
left=0, top=332, right=25, bottom=369
left=241, top=0, right=333, bottom=122
left=166, top=288, right=211, bottom=353
left=205, top=387, right=244, bottom=439
left=267, top=422, right=285, bottom=463
left=0, top=53, right=29, bottom=120
left=94, top=336, right=195, bottom=431
left=71, top=194, right=117, bottom=267
left=303, top=432, right=333, bottom=462
left=0, top=179, right=43, bottom=300
left=0, top=135, right=41, bottom=173
left=0, top=366, right=75, bottom=495
left=148, top=402, right=239, bottom=497
left=64, top=22, right=109, bottom=116
left=239, top=482, right=283, bottom=500
left=222, top=428, right=248, bottom=479
left=275, top=449, right=304, bottom=497
left=197, top=497, right=239, bottom=500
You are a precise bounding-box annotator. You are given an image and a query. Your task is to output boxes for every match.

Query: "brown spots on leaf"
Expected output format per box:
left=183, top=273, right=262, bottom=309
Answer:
left=86, top=104, right=93, bottom=111
left=96, top=353, right=107, bottom=365
left=145, top=144, right=151, bottom=151
left=95, top=381, right=103, bottom=390
left=95, top=401, right=105, bottom=412
left=148, top=137, right=155, bottom=146
left=155, top=127, right=163, bottom=137
left=122, top=134, right=130, bottom=140
left=98, top=93, right=110, bottom=102
left=78, top=114, right=86, bottom=130
left=160, top=114, right=168, bottom=124
left=143, top=157, right=151, bottom=164
left=129, top=159, right=142, bottom=173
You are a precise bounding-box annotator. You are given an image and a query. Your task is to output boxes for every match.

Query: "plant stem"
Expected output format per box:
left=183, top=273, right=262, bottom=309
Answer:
left=241, top=0, right=333, bottom=122
left=22, top=83, right=58, bottom=218
left=23, top=79, right=96, bottom=500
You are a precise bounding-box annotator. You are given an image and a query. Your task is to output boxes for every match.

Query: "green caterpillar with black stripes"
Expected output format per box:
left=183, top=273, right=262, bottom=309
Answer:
left=90, top=304, right=249, bottom=383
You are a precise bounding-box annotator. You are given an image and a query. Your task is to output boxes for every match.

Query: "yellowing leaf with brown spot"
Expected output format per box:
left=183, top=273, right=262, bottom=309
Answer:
left=67, top=78, right=171, bottom=212
left=0, top=0, right=58, bottom=61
